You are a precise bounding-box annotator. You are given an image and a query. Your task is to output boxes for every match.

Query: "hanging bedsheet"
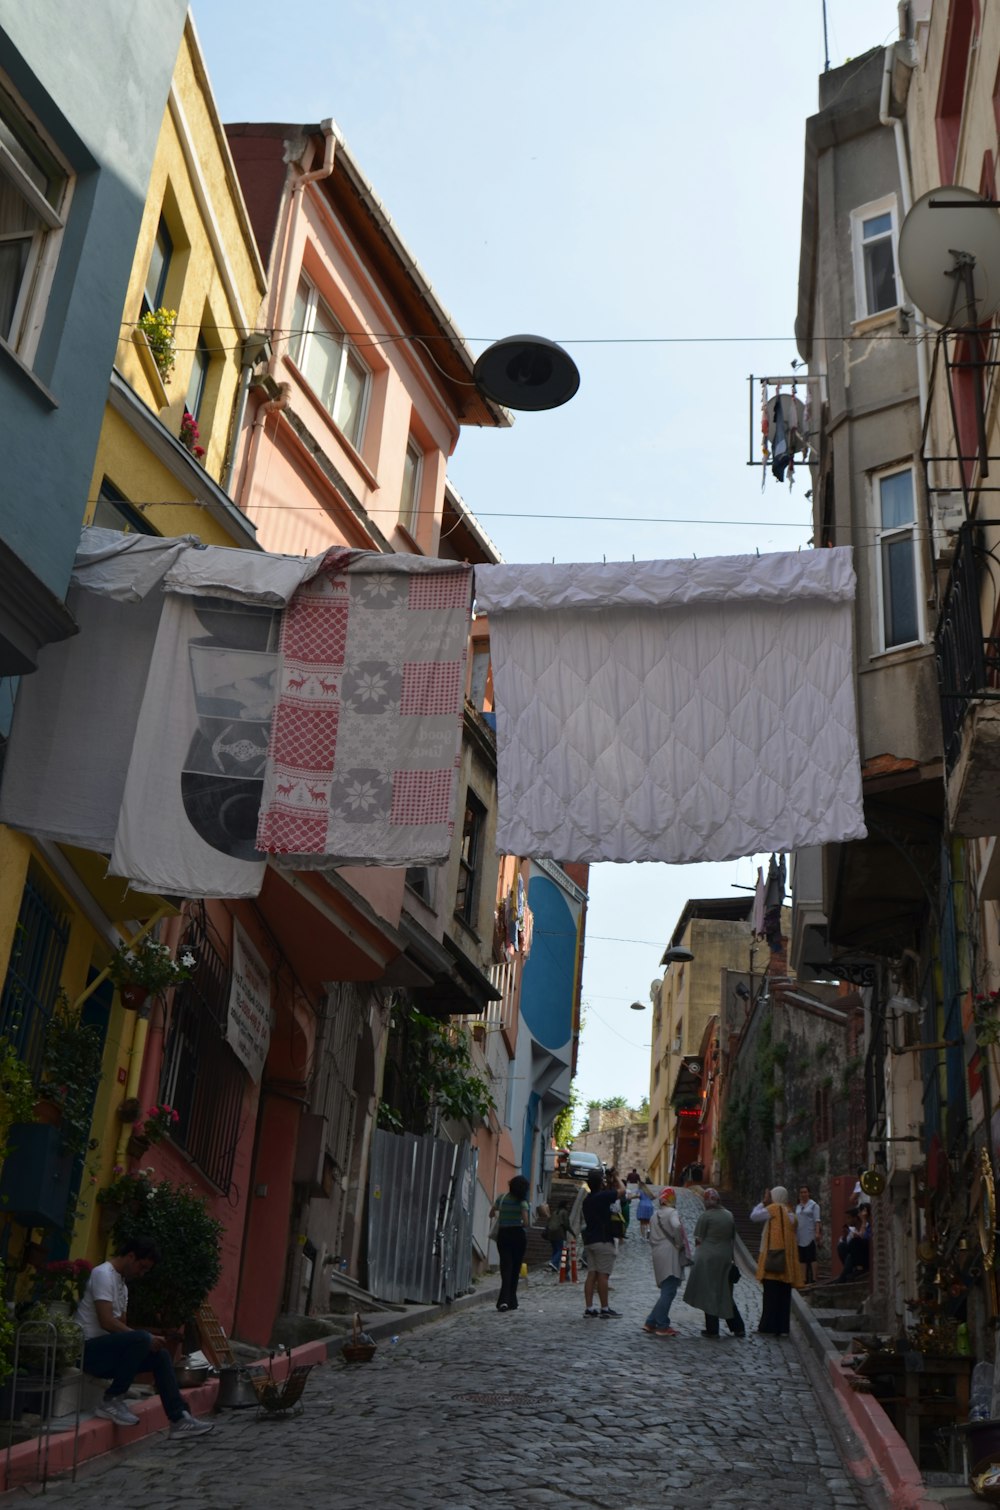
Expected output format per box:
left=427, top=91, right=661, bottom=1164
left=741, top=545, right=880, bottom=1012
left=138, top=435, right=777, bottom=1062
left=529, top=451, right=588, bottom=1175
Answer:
left=474, top=549, right=866, bottom=865
left=0, top=529, right=472, bottom=898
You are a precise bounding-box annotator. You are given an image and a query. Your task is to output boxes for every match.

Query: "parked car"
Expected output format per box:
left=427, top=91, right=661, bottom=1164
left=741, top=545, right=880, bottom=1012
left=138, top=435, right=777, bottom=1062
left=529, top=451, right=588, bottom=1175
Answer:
left=566, top=1150, right=604, bottom=1181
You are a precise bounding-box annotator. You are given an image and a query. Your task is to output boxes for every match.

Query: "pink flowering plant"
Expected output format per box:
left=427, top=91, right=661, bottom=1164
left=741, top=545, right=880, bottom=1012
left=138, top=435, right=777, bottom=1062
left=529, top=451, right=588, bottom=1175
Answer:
left=179, top=407, right=205, bottom=459
left=132, top=1103, right=180, bottom=1147
left=36, top=1257, right=93, bottom=1308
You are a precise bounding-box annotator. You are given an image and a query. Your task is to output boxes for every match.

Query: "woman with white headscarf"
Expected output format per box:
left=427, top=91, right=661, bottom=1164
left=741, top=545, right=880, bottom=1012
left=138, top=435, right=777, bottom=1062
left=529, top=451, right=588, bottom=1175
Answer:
left=641, top=1188, right=689, bottom=1337
left=750, top=1184, right=803, bottom=1337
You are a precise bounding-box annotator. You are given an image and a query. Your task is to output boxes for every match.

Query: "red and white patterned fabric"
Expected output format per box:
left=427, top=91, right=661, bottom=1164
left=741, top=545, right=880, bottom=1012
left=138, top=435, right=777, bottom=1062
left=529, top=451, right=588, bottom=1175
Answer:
left=257, top=550, right=473, bottom=867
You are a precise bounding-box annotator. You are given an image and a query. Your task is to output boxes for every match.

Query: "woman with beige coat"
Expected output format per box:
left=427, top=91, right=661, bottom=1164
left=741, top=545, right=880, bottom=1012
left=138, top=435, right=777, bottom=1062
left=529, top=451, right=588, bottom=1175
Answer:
left=750, top=1184, right=803, bottom=1337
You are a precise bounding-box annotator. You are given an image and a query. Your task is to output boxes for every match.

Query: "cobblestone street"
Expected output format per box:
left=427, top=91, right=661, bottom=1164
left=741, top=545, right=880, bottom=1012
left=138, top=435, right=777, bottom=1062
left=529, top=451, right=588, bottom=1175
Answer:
left=25, top=1213, right=877, bottom=1510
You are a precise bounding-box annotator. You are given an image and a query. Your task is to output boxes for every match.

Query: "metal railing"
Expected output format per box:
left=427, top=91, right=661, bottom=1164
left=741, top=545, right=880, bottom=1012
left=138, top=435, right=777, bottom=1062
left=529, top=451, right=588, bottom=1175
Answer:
left=934, top=522, right=1000, bottom=772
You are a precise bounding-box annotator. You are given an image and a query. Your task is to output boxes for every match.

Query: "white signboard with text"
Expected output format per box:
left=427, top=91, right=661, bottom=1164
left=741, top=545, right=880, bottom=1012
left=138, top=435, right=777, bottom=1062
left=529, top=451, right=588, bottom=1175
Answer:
left=228, top=921, right=271, bottom=1083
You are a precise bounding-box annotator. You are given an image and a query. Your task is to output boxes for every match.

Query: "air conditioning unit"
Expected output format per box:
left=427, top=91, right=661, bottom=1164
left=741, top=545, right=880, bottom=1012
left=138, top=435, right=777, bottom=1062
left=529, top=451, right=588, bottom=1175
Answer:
left=931, top=491, right=964, bottom=564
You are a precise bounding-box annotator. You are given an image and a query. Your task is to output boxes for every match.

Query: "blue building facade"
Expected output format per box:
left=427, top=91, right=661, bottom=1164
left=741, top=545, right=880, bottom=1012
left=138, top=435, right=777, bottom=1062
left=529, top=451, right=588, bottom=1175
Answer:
left=509, top=859, right=586, bottom=1191
left=0, top=3, right=186, bottom=681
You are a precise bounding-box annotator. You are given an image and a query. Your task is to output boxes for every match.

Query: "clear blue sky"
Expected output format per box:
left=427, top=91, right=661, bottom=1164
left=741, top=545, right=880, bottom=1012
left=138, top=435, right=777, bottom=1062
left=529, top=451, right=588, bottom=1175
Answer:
left=193, top=1, right=901, bottom=1113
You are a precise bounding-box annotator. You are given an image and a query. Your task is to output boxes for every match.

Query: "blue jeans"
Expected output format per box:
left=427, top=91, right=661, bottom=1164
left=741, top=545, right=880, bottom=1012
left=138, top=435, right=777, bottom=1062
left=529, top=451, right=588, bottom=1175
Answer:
left=82, top=1331, right=185, bottom=1422
left=645, top=1274, right=680, bottom=1329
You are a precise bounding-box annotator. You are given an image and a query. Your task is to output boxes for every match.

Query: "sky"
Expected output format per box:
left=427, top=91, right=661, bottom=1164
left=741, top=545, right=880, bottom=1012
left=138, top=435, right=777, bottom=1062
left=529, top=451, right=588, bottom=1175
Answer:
left=192, top=0, right=902, bottom=1117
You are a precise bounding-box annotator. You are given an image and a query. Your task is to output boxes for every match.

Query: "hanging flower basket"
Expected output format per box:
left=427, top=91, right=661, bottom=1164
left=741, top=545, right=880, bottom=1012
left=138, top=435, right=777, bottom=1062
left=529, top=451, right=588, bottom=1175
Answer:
left=118, top=983, right=150, bottom=1012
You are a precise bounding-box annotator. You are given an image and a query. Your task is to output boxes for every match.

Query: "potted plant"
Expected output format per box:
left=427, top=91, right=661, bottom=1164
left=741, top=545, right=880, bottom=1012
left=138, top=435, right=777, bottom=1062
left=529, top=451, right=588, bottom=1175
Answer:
left=127, top=1103, right=179, bottom=1159
left=107, top=935, right=195, bottom=1011
left=99, top=1171, right=223, bottom=1328
left=136, top=306, right=177, bottom=383
left=38, top=992, right=104, bottom=1157
left=0, top=1040, right=36, bottom=1167
left=32, top=1258, right=93, bottom=1317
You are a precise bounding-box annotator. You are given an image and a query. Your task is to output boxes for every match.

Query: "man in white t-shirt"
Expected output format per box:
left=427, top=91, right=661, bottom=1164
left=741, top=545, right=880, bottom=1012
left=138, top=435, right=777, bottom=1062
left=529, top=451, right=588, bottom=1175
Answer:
left=74, top=1236, right=213, bottom=1438
left=794, top=1186, right=822, bottom=1284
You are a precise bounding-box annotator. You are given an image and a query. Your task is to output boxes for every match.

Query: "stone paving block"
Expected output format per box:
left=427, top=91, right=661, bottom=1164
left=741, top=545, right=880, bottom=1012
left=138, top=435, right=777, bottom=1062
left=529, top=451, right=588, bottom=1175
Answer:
left=20, top=1225, right=879, bottom=1509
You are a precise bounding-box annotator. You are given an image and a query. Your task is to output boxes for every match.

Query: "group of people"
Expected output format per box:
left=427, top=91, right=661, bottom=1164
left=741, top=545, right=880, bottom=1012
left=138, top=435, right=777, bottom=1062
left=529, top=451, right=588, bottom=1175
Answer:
left=490, top=1168, right=862, bottom=1332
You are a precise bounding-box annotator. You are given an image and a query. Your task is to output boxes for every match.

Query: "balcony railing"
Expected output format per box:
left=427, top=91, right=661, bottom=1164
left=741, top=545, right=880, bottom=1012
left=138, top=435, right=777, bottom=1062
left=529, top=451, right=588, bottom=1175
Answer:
left=934, top=521, right=1000, bottom=772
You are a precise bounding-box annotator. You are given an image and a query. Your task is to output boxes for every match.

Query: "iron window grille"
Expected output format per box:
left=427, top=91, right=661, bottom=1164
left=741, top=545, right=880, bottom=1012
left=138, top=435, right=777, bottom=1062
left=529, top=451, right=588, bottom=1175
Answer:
left=159, top=913, right=246, bottom=1195
left=0, top=865, right=69, bottom=1080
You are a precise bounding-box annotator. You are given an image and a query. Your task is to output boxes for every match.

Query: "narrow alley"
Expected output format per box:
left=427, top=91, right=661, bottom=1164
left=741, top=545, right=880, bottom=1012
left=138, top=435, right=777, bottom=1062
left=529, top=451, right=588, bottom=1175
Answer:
left=29, top=1230, right=875, bottom=1510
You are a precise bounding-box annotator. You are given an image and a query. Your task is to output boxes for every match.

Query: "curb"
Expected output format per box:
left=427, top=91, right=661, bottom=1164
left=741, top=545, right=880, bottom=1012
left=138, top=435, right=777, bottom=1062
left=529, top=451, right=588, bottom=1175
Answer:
left=0, top=1281, right=500, bottom=1494
left=773, top=1249, right=936, bottom=1510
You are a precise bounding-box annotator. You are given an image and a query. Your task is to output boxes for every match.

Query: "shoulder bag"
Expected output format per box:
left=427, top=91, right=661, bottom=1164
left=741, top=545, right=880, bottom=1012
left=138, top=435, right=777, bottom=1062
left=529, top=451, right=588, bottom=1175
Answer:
left=764, top=1206, right=787, bottom=1275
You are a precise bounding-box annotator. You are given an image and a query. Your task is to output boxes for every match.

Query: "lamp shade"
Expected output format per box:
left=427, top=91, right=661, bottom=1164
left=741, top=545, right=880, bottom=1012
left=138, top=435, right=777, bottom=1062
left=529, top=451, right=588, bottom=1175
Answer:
left=662, top=945, right=695, bottom=965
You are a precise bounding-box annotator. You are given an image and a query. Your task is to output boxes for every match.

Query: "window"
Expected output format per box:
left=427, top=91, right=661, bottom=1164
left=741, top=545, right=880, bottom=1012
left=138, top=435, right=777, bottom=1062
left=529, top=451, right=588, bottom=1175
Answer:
left=91, top=477, right=157, bottom=535
left=814, top=1082, right=832, bottom=1143
left=159, top=916, right=245, bottom=1194
left=0, top=865, right=69, bottom=1079
left=851, top=198, right=899, bottom=318
left=185, top=331, right=210, bottom=419
left=405, top=866, right=432, bottom=904
left=143, top=216, right=172, bottom=315
left=0, top=80, right=69, bottom=356
left=875, top=467, right=921, bottom=650
left=399, top=439, right=423, bottom=533
left=455, top=790, right=486, bottom=928
left=291, top=279, right=370, bottom=448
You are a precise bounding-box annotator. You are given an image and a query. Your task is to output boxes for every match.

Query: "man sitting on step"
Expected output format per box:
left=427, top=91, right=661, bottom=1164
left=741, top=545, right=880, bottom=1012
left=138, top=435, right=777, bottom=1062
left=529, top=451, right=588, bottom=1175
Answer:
left=74, top=1235, right=213, bottom=1439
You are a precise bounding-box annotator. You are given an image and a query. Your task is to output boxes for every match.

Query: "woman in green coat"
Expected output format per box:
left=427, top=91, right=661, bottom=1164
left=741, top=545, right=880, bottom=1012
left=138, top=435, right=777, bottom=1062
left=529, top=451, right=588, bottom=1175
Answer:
left=681, top=1189, right=745, bottom=1338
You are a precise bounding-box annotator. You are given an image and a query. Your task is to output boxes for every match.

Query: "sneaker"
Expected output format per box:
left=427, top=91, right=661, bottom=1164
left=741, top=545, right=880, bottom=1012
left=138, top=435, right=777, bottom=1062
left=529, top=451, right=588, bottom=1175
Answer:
left=497, top=1302, right=509, bottom=1312
left=599, top=1308, right=622, bottom=1319
left=583, top=1307, right=600, bottom=1318
left=96, top=1397, right=140, bottom=1427
left=654, top=1327, right=678, bottom=1337
left=548, top=1262, right=560, bottom=1272
left=169, top=1411, right=214, bottom=1439
left=641, top=1324, right=657, bottom=1334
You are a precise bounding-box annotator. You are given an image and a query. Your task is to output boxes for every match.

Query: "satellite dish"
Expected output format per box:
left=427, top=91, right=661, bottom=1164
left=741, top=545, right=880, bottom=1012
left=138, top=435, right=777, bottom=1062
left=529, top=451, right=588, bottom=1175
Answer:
left=473, top=334, right=580, bottom=411
left=899, top=186, right=1000, bottom=327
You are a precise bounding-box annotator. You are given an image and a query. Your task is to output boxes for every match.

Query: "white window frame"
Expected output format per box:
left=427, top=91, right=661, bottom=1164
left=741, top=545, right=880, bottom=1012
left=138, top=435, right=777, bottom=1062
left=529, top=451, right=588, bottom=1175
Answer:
left=873, top=464, right=924, bottom=653
left=291, top=276, right=371, bottom=449
left=399, top=437, right=423, bottom=533
left=850, top=195, right=900, bottom=321
left=0, top=78, right=72, bottom=364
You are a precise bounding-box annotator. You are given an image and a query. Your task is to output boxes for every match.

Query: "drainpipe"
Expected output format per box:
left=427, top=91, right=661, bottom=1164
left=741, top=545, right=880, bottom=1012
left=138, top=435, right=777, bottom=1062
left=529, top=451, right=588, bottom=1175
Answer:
left=879, top=32, right=931, bottom=481
left=268, top=120, right=336, bottom=376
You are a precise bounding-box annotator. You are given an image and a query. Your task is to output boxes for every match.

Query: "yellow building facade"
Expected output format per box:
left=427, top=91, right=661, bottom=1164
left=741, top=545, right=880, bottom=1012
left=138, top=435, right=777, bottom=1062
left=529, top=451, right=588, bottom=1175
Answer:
left=0, top=16, right=267, bottom=1267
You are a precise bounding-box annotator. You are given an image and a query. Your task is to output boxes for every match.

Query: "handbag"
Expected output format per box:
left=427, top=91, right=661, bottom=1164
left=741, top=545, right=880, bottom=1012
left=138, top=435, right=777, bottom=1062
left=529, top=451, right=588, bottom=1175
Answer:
left=489, top=1203, right=502, bottom=1241
left=729, top=1263, right=741, bottom=1286
left=764, top=1206, right=787, bottom=1275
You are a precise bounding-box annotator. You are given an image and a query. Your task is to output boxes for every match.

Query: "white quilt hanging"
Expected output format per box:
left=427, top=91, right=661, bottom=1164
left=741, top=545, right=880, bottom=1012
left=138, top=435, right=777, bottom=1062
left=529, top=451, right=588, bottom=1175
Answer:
left=473, top=549, right=867, bottom=865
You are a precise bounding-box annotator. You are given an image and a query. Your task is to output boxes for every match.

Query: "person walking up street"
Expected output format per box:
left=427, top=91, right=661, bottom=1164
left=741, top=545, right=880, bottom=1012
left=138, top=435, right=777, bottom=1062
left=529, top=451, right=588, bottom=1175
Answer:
left=491, top=1174, right=531, bottom=1312
left=682, top=1188, right=745, bottom=1338
left=636, top=1184, right=654, bottom=1239
left=581, top=1168, right=625, bottom=1318
left=641, top=1187, right=688, bottom=1337
left=74, top=1235, right=214, bottom=1438
left=795, top=1185, right=822, bottom=1285
left=545, top=1200, right=574, bottom=1272
left=751, top=1185, right=803, bottom=1337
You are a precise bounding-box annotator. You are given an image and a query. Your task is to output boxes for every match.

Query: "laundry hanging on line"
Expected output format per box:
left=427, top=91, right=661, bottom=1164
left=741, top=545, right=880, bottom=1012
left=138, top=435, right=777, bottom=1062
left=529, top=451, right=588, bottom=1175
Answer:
left=474, top=548, right=866, bottom=866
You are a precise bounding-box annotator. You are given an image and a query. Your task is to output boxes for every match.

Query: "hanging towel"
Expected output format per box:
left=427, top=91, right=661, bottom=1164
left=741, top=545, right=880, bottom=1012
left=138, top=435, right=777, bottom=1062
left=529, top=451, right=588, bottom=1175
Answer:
left=474, top=549, right=866, bottom=865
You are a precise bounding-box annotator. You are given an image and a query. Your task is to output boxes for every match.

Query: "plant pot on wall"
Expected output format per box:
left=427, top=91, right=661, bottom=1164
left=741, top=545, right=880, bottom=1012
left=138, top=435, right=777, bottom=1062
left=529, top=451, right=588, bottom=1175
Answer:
left=118, top=984, right=150, bottom=1012
left=33, top=1097, right=62, bottom=1127
left=126, top=1133, right=150, bottom=1159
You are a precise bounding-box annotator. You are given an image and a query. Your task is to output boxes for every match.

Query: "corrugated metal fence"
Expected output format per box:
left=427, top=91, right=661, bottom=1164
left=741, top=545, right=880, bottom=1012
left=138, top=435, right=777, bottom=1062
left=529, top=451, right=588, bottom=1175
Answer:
left=367, top=1130, right=478, bottom=1304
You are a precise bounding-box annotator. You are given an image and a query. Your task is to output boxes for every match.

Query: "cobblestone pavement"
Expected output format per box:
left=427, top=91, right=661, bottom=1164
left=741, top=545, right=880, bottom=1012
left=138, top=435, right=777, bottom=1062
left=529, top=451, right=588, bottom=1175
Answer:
left=24, top=1204, right=876, bottom=1510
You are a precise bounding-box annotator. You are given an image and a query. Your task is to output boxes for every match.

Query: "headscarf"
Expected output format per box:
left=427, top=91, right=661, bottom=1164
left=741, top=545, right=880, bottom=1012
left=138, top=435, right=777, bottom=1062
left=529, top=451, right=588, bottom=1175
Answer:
left=770, top=1185, right=789, bottom=1206
left=703, top=1187, right=721, bottom=1208
left=659, top=1187, right=676, bottom=1206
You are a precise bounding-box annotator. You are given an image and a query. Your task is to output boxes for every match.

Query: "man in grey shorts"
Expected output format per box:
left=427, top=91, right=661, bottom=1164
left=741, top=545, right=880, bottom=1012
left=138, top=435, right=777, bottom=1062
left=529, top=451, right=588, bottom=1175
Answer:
left=581, top=1169, right=625, bottom=1318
